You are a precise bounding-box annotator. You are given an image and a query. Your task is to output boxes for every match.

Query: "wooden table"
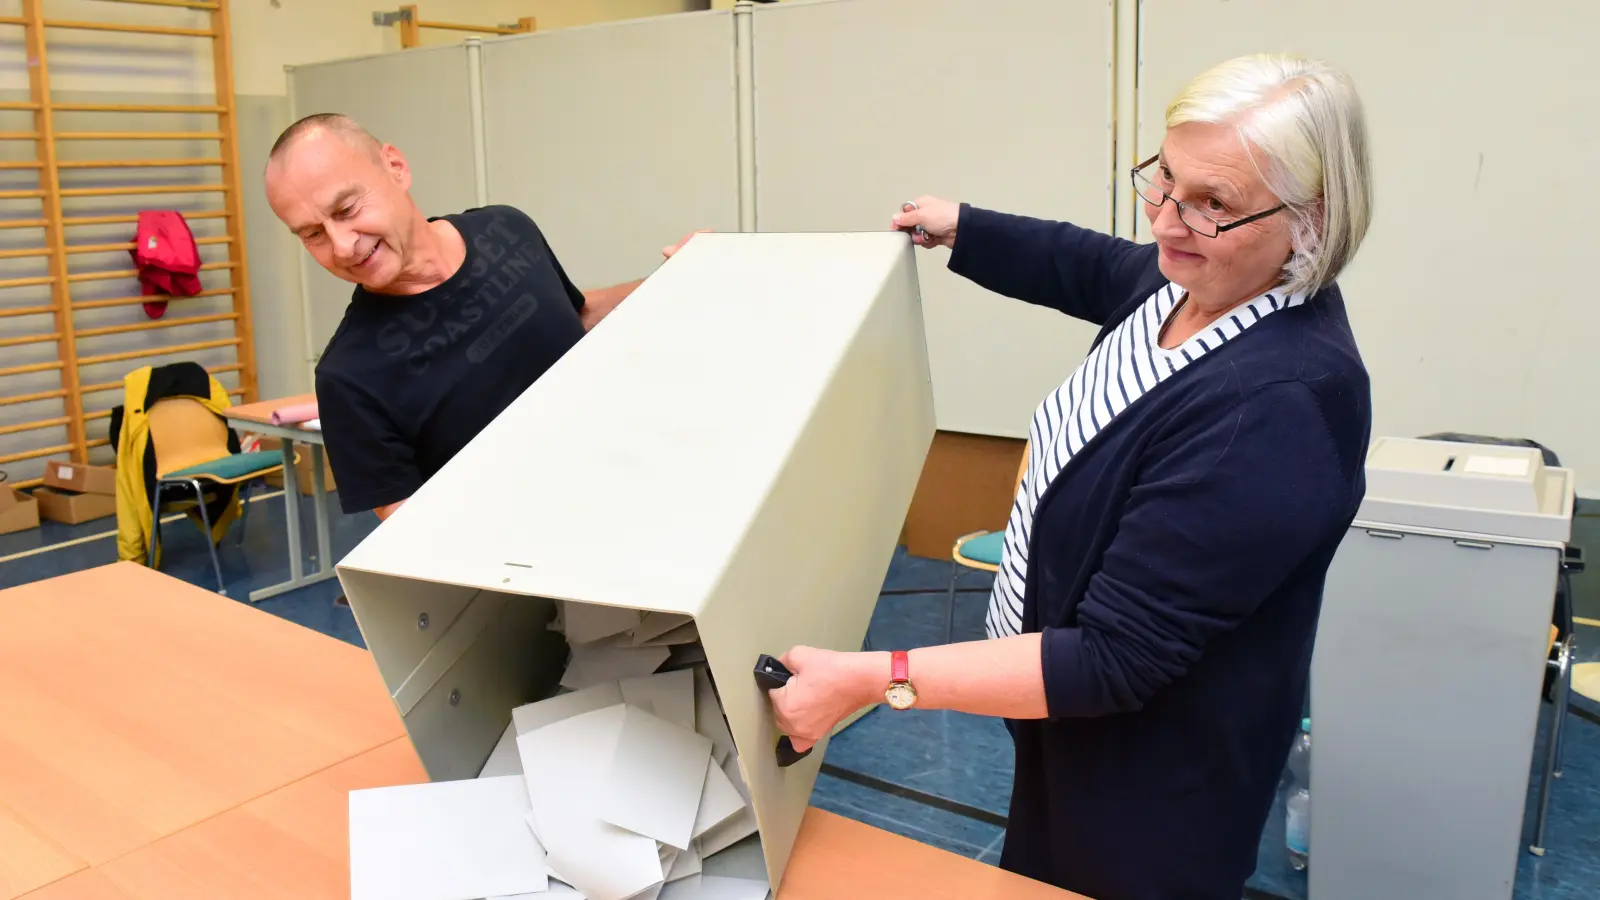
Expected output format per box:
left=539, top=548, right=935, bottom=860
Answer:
left=223, top=393, right=337, bottom=602
left=0, top=564, right=1084, bottom=900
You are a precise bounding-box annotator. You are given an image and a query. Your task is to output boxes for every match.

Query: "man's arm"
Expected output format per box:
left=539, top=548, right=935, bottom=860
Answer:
left=572, top=230, right=710, bottom=331
left=375, top=499, right=406, bottom=521
left=579, top=279, right=644, bottom=331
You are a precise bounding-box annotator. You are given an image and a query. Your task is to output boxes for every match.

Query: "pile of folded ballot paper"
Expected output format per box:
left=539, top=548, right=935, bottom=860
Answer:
left=348, top=601, right=772, bottom=900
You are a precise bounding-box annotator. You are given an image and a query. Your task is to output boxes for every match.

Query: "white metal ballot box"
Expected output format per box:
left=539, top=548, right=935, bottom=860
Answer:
left=1312, top=437, right=1575, bottom=900
left=333, top=232, right=935, bottom=900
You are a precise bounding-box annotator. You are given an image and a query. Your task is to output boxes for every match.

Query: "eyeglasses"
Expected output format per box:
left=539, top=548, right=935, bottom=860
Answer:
left=1131, top=154, right=1285, bottom=238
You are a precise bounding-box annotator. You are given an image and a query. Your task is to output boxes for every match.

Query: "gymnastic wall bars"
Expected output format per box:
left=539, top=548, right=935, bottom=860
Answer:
left=373, top=5, right=537, bottom=50
left=0, top=0, right=256, bottom=488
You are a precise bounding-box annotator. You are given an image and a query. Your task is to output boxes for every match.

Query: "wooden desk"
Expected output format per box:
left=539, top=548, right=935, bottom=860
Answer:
left=0, top=564, right=1083, bottom=900
left=223, top=393, right=337, bottom=602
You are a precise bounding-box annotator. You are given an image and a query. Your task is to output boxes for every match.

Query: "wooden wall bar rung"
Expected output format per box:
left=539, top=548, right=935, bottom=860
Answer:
left=0, top=274, right=58, bottom=290
left=0, top=416, right=69, bottom=438
left=76, top=311, right=238, bottom=338
left=95, top=0, right=221, bottom=10
left=59, top=183, right=227, bottom=197
left=0, top=304, right=55, bottom=319
left=43, top=20, right=214, bottom=39
left=0, top=443, right=71, bottom=466
left=68, top=234, right=230, bottom=254
left=0, top=361, right=65, bottom=378
left=74, top=286, right=233, bottom=310
left=0, top=332, right=61, bottom=349
left=53, top=102, right=226, bottom=113
left=55, top=130, right=223, bottom=140
left=78, top=362, right=240, bottom=396
left=58, top=157, right=224, bottom=168
left=62, top=210, right=228, bottom=227
left=67, top=260, right=234, bottom=284
left=0, top=388, right=67, bottom=408
left=77, top=337, right=241, bottom=367
left=1, top=0, right=257, bottom=486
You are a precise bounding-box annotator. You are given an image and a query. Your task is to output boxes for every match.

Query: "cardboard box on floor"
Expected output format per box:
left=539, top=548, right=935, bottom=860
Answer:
left=34, top=458, right=116, bottom=522
left=335, top=232, right=935, bottom=894
left=0, top=486, right=40, bottom=535
left=36, top=460, right=117, bottom=524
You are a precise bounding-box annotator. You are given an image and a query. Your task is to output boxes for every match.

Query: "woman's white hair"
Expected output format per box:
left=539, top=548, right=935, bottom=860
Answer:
left=1166, top=53, right=1372, bottom=297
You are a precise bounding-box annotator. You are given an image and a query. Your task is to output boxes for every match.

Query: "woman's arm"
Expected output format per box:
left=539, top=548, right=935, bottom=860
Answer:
left=770, top=381, right=1359, bottom=742
left=895, top=196, right=1156, bottom=327
left=771, top=635, right=1049, bottom=750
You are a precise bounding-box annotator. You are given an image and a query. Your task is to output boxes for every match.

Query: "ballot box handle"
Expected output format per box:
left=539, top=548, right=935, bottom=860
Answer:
left=754, top=654, right=814, bottom=767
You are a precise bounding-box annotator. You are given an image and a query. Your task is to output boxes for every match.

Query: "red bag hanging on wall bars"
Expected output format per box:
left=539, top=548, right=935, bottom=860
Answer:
left=130, top=210, right=202, bottom=320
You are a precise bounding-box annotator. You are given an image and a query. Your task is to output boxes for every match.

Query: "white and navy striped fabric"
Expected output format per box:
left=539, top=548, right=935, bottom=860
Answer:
left=985, top=284, right=1307, bottom=640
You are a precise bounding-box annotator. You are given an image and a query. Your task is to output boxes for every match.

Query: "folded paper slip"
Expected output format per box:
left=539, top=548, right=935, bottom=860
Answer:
left=271, top=402, right=320, bottom=425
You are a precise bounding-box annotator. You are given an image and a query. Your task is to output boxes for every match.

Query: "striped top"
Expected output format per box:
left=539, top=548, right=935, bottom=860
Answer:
left=985, top=284, right=1307, bottom=639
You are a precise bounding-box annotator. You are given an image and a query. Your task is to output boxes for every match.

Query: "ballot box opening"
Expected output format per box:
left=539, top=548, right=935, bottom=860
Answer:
left=341, top=572, right=775, bottom=900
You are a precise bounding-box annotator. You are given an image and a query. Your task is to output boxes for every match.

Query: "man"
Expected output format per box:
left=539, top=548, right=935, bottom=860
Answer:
left=264, top=113, right=698, bottom=521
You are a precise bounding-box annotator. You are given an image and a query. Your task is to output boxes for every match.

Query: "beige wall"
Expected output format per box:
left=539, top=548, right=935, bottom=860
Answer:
left=0, top=0, right=705, bottom=484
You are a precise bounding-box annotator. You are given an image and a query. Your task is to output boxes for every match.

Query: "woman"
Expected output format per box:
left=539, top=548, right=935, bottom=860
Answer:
left=768, top=53, right=1373, bottom=900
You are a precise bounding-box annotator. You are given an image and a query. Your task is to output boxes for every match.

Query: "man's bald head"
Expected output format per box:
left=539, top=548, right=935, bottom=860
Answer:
left=264, top=112, right=423, bottom=292
left=267, top=113, right=384, bottom=169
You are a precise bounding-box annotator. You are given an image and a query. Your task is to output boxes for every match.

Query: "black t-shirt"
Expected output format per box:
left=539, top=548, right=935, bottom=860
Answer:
left=313, top=205, right=586, bottom=514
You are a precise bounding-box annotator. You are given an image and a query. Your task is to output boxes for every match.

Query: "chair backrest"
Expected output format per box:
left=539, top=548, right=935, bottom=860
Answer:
left=148, top=397, right=229, bottom=477
left=1012, top=442, right=1030, bottom=497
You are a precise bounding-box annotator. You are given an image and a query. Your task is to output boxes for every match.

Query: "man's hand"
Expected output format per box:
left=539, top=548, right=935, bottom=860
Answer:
left=662, top=229, right=711, bottom=260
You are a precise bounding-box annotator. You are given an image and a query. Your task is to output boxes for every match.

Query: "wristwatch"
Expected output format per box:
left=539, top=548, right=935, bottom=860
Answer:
left=884, top=650, right=918, bottom=710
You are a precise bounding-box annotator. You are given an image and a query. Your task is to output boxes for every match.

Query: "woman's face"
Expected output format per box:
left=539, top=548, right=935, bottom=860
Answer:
left=1144, top=121, right=1295, bottom=306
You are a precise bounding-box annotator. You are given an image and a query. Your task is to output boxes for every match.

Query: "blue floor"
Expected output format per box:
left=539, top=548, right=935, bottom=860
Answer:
left=2, top=493, right=1599, bottom=899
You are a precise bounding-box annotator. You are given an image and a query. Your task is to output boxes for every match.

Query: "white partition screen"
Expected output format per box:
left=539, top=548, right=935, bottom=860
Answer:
left=750, top=0, right=1116, bottom=438
left=286, top=45, right=483, bottom=367
left=480, top=12, right=742, bottom=291
left=1140, top=0, right=1600, bottom=492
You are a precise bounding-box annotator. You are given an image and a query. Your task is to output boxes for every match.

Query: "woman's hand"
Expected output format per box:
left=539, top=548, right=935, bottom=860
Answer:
left=662, top=228, right=711, bottom=260
left=892, top=196, right=960, bottom=250
left=769, top=646, right=887, bottom=752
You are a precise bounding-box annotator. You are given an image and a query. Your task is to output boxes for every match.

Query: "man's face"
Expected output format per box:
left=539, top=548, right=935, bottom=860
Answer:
left=265, top=129, right=415, bottom=292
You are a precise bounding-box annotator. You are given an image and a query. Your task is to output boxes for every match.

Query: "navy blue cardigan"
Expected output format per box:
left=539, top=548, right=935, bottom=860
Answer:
left=948, top=205, right=1372, bottom=900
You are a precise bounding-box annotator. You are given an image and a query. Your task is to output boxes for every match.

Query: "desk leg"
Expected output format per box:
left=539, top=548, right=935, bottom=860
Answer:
left=246, top=439, right=337, bottom=603
left=309, top=443, right=332, bottom=569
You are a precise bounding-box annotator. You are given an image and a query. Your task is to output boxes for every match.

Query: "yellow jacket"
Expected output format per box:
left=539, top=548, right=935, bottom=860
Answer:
left=114, top=363, right=243, bottom=564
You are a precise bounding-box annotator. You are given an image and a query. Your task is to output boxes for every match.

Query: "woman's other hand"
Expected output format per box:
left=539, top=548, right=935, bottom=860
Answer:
left=892, top=196, right=959, bottom=250
left=662, top=228, right=711, bottom=260
left=769, top=646, right=886, bottom=752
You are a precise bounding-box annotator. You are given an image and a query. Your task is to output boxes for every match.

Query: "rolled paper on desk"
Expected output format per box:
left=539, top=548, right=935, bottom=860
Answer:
left=270, top=401, right=319, bottom=425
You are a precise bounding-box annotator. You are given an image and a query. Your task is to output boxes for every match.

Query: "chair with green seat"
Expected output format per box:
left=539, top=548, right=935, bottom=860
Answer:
left=942, top=443, right=1030, bottom=643
left=145, top=396, right=297, bottom=595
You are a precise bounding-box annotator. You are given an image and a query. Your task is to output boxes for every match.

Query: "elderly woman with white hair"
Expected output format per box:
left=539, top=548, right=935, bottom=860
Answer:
left=767, top=53, right=1375, bottom=899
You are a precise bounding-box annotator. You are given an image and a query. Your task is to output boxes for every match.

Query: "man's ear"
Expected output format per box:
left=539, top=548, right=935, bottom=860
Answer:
left=380, top=143, right=411, bottom=191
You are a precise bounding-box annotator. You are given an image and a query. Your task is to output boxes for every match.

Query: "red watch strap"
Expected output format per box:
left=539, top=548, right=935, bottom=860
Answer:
left=890, top=650, right=909, bottom=683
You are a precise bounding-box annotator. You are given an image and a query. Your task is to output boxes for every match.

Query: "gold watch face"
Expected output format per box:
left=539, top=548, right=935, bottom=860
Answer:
left=885, top=682, right=917, bottom=710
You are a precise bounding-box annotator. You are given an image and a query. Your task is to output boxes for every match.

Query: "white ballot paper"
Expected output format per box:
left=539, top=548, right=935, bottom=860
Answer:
left=560, top=641, right=672, bottom=691
left=601, top=705, right=715, bottom=851
left=519, top=705, right=665, bottom=900
left=513, top=681, right=625, bottom=735
left=348, top=775, right=548, bottom=900
left=620, top=669, right=697, bottom=731
left=479, top=721, right=522, bottom=777
left=692, top=666, right=736, bottom=765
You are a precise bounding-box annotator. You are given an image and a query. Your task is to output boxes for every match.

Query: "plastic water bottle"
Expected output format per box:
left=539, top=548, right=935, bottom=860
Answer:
left=1285, top=717, right=1312, bottom=871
